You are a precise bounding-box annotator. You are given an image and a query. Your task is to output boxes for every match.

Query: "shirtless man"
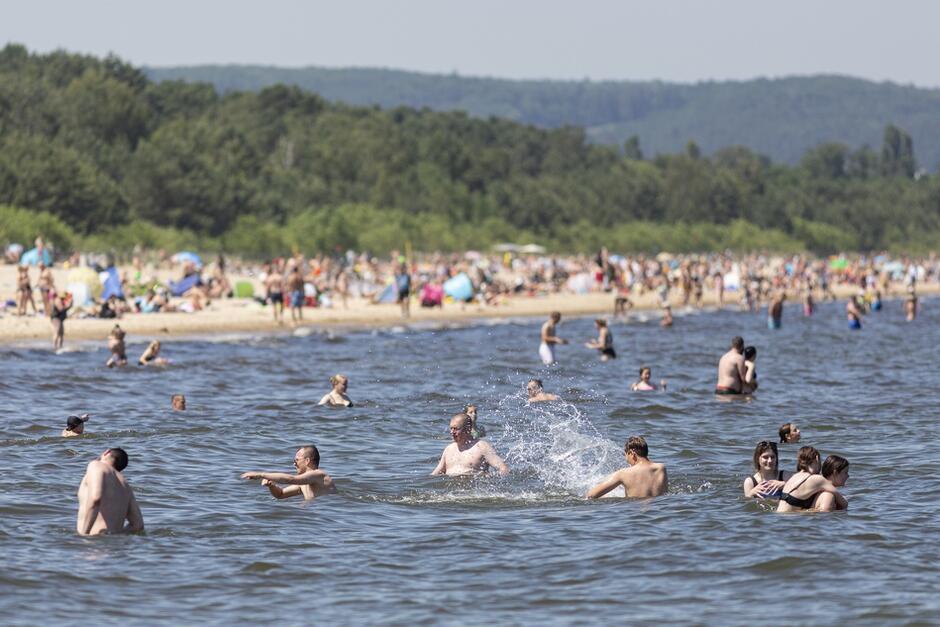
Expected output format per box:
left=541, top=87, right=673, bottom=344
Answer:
left=715, top=336, right=747, bottom=395
left=539, top=311, right=567, bottom=365
left=265, top=264, right=285, bottom=323
left=62, top=414, right=90, bottom=437
left=431, top=413, right=509, bottom=477
left=586, top=436, right=668, bottom=498
left=286, top=266, right=305, bottom=323
left=526, top=379, right=560, bottom=402
left=241, top=445, right=337, bottom=500
left=767, top=291, right=784, bottom=330
left=171, top=394, right=186, bottom=411
left=76, top=448, right=144, bottom=535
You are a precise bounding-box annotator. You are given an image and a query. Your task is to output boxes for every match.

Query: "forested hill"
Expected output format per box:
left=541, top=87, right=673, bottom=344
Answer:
left=145, top=65, right=940, bottom=170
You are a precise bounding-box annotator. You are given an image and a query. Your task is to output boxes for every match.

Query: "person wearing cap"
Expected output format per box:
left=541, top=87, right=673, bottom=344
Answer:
left=62, top=414, right=90, bottom=437
left=76, top=447, right=144, bottom=535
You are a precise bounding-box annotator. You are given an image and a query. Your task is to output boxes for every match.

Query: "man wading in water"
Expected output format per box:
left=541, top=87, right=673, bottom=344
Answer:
left=715, top=336, right=747, bottom=395
left=241, top=445, right=337, bottom=500
left=432, top=413, right=509, bottom=477
left=586, top=436, right=668, bottom=498
left=76, top=448, right=144, bottom=535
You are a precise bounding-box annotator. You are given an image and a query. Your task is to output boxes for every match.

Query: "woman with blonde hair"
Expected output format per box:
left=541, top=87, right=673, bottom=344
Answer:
left=318, top=374, right=354, bottom=407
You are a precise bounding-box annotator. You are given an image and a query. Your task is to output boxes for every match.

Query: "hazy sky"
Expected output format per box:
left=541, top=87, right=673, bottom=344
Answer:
left=3, top=0, right=937, bottom=86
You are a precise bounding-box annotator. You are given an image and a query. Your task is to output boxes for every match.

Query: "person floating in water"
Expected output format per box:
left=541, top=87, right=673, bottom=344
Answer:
left=846, top=294, right=864, bottom=330
left=586, top=436, right=668, bottom=498
left=139, top=340, right=168, bottom=366
left=741, top=346, right=758, bottom=394
left=630, top=366, right=666, bottom=391
left=715, top=336, right=746, bottom=395
left=526, top=379, right=560, bottom=402
left=743, top=441, right=790, bottom=498
left=585, top=318, right=616, bottom=361
left=778, top=422, right=801, bottom=444
left=241, top=445, right=337, bottom=500
left=539, top=311, right=567, bottom=365
left=106, top=324, right=127, bottom=368
left=767, top=291, right=784, bottom=329
left=464, top=404, right=485, bottom=438
left=431, top=413, right=509, bottom=477
left=318, top=374, right=353, bottom=407
left=76, top=448, right=144, bottom=536
left=62, top=413, right=90, bottom=437
left=776, top=446, right=847, bottom=513
left=171, top=394, right=186, bottom=411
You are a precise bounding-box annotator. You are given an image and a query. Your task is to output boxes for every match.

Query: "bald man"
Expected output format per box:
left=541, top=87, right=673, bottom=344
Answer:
left=432, top=413, right=509, bottom=477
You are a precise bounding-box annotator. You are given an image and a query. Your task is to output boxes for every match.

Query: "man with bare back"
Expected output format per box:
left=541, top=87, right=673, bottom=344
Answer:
left=76, top=448, right=144, bottom=536
left=715, top=335, right=747, bottom=395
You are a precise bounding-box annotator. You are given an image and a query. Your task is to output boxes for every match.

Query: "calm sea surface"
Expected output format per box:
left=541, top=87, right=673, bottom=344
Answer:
left=2, top=298, right=938, bottom=625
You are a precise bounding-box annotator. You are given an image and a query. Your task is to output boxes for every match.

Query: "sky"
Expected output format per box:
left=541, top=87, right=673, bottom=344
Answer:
left=2, top=0, right=937, bottom=87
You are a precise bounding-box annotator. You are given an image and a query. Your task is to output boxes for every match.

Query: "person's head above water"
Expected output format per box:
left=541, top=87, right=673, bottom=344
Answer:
left=821, top=455, right=850, bottom=487
left=624, top=436, right=649, bottom=464
left=65, top=414, right=89, bottom=434
left=101, top=447, right=128, bottom=472
left=526, top=379, right=544, bottom=398
left=731, top=336, right=744, bottom=353
left=752, top=441, right=779, bottom=471
left=779, top=422, right=801, bottom=443
left=639, top=367, right=652, bottom=382
left=330, top=374, right=348, bottom=392
left=550, top=311, right=561, bottom=323
left=795, top=446, right=821, bottom=473
left=594, top=318, right=607, bottom=328
left=464, top=404, right=477, bottom=421
left=448, top=413, right=473, bottom=443
left=294, top=445, right=320, bottom=471
left=171, top=394, right=186, bottom=411
left=743, top=346, right=757, bottom=361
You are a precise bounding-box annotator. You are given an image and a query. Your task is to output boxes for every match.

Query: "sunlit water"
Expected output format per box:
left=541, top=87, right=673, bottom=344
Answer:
left=2, top=298, right=938, bottom=624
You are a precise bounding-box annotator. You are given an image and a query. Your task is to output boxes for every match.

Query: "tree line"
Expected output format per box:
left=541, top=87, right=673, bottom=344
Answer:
left=1, top=44, right=938, bottom=257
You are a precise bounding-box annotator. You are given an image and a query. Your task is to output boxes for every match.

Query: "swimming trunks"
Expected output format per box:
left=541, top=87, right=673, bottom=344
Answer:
left=767, top=317, right=781, bottom=330
left=715, top=386, right=742, bottom=395
left=780, top=474, right=819, bottom=509
left=269, top=291, right=283, bottom=305
left=848, top=318, right=861, bottom=330
left=601, top=347, right=617, bottom=359
left=539, top=342, right=555, bottom=366
left=290, top=290, right=303, bottom=307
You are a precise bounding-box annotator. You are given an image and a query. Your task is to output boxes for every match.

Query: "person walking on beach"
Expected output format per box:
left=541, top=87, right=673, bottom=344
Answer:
left=50, top=292, right=72, bottom=351
left=431, top=413, right=509, bottom=477
left=395, top=263, right=411, bottom=318
left=241, top=445, right=337, bottom=500
left=715, top=336, right=746, bottom=395
left=38, top=262, right=55, bottom=316
left=265, top=264, right=285, bottom=323
left=287, top=265, right=304, bottom=324
left=586, top=436, right=668, bottom=498
left=76, top=448, right=144, bottom=536
left=539, top=311, right=567, bottom=365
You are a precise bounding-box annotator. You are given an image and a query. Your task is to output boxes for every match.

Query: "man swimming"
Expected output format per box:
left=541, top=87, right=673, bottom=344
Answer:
left=241, top=445, right=337, bottom=500
left=171, top=394, right=186, bottom=411
left=431, top=413, right=509, bottom=476
left=539, top=311, right=567, bottom=365
left=76, top=448, right=144, bottom=535
left=62, top=414, right=90, bottom=437
left=526, top=379, right=560, bottom=402
left=586, top=436, right=668, bottom=498
left=715, top=336, right=746, bottom=395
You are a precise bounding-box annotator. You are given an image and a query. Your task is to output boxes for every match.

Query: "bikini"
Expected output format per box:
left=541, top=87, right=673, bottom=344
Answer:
left=780, top=474, right=820, bottom=509
left=746, top=470, right=784, bottom=498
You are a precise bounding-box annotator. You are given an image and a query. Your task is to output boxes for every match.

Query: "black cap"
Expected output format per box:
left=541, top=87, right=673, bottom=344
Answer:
left=66, top=415, right=88, bottom=430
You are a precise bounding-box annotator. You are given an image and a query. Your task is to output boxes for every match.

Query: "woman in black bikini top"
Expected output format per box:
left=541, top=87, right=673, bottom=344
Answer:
left=743, top=440, right=789, bottom=498
left=777, top=445, right=845, bottom=512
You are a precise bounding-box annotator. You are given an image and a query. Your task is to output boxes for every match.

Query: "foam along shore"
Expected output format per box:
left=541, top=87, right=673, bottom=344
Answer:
left=0, top=265, right=928, bottom=345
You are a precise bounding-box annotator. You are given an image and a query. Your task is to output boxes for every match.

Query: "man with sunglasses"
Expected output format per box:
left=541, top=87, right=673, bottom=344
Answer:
left=241, top=445, right=337, bottom=500
left=431, top=413, right=509, bottom=477
left=76, top=448, right=144, bottom=536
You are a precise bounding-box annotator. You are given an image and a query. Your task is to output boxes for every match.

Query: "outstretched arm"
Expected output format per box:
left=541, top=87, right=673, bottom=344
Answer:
left=586, top=471, right=625, bottom=499
left=242, top=470, right=321, bottom=485
left=262, top=479, right=302, bottom=499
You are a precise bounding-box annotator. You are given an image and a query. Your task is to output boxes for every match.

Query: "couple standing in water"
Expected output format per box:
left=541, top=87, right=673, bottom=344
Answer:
left=715, top=336, right=758, bottom=395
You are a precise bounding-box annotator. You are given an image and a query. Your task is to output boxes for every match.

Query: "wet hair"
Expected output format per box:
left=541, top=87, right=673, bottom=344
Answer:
left=526, top=379, right=543, bottom=395
left=743, top=346, right=757, bottom=360
left=299, top=445, right=320, bottom=468
left=330, top=374, right=348, bottom=387
left=625, top=436, right=649, bottom=458
left=821, top=455, right=849, bottom=479
left=795, top=446, right=820, bottom=472
left=107, top=448, right=128, bottom=472
left=731, top=336, right=744, bottom=351
left=752, top=441, right=779, bottom=470
left=639, top=366, right=651, bottom=377
left=779, top=423, right=799, bottom=443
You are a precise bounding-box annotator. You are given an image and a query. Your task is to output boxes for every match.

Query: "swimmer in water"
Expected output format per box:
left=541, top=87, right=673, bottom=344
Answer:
left=62, top=413, right=90, bottom=437
left=76, top=448, right=144, bottom=535
left=106, top=324, right=127, bottom=368
left=630, top=366, right=666, bottom=391
left=431, top=413, right=509, bottom=476
left=526, top=379, right=560, bottom=402
left=813, top=455, right=850, bottom=511
left=905, top=287, right=918, bottom=322
left=464, top=404, right=485, bottom=438
left=318, top=374, right=353, bottom=407
left=586, top=436, right=668, bottom=498
left=661, top=303, right=673, bottom=327
left=846, top=295, right=863, bottom=330
left=776, top=446, right=847, bottom=513
left=715, top=336, right=746, bottom=395
left=539, top=311, right=567, bottom=365
left=778, top=422, right=801, bottom=444
left=139, top=340, right=168, bottom=366
left=767, top=291, right=784, bottom=329
left=241, top=445, right=337, bottom=500
left=171, top=394, right=186, bottom=411
left=743, top=441, right=790, bottom=498
left=741, top=346, right=758, bottom=394
left=585, top=318, right=616, bottom=361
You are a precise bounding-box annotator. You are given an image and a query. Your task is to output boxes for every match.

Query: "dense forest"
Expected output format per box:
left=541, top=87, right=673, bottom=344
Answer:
left=147, top=64, right=940, bottom=170
left=1, top=44, right=939, bottom=257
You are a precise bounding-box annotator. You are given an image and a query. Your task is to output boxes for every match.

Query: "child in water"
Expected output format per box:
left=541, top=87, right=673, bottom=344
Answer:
left=106, top=324, right=127, bottom=368
left=318, top=374, right=354, bottom=407
left=631, top=366, right=666, bottom=391
left=464, top=404, right=485, bottom=438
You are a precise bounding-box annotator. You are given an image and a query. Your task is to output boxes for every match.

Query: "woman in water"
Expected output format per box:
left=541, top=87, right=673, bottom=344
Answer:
left=742, top=441, right=790, bottom=498
left=778, top=422, right=801, bottom=444
left=846, top=295, right=863, bottom=330
left=742, top=346, right=758, bottom=394
left=50, top=292, right=72, bottom=351
left=813, top=455, right=850, bottom=511
left=631, top=366, right=666, bottom=391
left=106, top=324, right=128, bottom=367
left=776, top=446, right=846, bottom=513
left=585, top=319, right=616, bottom=361
left=464, top=404, right=485, bottom=438
left=318, top=374, right=353, bottom=407
left=139, top=340, right=169, bottom=366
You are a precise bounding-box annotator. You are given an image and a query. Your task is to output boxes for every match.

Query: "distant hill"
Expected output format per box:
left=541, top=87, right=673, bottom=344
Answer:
left=145, top=65, right=940, bottom=169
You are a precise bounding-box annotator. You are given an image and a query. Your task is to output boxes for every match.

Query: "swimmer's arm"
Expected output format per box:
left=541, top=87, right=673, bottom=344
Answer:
left=481, top=443, right=509, bottom=476
left=815, top=477, right=848, bottom=509
left=255, top=470, right=320, bottom=485
left=735, top=359, right=747, bottom=384
left=263, top=480, right=302, bottom=499
left=79, top=467, right=104, bottom=535
left=431, top=452, right=447, bottom=476
left=125, top=491, right=144, bottom=533
left=586, top=471, right=625, bottom=499
left=317, top=394, right=331, bottom=406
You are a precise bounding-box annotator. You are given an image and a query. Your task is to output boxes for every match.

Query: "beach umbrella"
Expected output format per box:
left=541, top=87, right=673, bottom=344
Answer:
left=19, top=247, right=52, bottom=266
left=172, top=251, right=203, bottom=267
